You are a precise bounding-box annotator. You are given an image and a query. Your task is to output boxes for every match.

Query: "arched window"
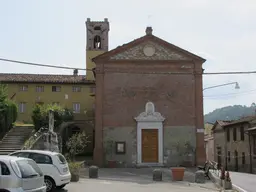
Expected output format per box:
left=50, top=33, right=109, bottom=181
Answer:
left=94, top=26, right=101, bottom=30
left=94, top=35, right=101, bottom=49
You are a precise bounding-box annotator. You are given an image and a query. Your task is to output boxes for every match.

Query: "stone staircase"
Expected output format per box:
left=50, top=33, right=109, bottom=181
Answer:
left=0, top=126, right=34, bottom=155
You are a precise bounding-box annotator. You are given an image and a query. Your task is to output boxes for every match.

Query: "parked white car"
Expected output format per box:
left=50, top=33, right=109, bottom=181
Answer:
left=9, top=150, right=71, bottom=192
left=0, top=155, right=46, bottom=192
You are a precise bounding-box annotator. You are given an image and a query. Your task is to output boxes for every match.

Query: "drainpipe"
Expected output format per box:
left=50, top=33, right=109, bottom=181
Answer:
left=249, top=132, right=253, bottom=173
left=193, top=61, right=197, bottom=166
left=224, top=128, right=228, bottom=171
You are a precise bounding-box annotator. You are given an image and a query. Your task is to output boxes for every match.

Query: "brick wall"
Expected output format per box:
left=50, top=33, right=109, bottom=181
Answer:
left=94, top=58, right=205, bottom=166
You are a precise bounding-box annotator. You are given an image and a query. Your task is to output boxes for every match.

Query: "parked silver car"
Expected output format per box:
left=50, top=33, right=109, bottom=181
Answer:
left=0, top=155, right=46, bottom=192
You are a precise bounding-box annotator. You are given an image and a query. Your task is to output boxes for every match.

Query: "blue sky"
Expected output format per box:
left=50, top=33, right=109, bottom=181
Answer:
left=0, top=0, right=256, bottom=114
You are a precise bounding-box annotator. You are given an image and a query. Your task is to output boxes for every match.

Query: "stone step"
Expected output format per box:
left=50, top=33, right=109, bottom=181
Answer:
left=4, top=136, right=30, bottom=139
left=0, top=144, right=24, bottom=147
left=0, top=147, right=20, bottom=151
left=0, top=127, right=34, bottom=151
left=1, top=139, right=26, bottom=142
left=0, top=151, right=17, bottom=155
left=2, top=137, right=27, bottom=139
left=8, top=128, right=33, bottom=131
left=1, top=141, right=26, bottom=143
left=0, top=148, right=21, bottom=150
left=6, top=133, right=32, bottom=136
left=2, top=138, right=27, bottom=141
left=0, top=142, right=24, bottom=145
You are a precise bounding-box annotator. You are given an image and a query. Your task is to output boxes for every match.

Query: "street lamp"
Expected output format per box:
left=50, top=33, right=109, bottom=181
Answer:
left=203, top=82, right=240, bottom=91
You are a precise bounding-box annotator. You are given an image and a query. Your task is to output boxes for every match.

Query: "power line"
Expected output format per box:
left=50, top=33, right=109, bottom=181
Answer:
left=204, top=89, right=256, bottom=98
left=204, top=71, right=256, bottom=75
left=0, top=58, right=90, bottom=71
left=1, top=57, right=256, bottom=75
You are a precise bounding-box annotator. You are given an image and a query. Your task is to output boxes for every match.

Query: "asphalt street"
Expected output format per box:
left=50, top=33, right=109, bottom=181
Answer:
left=60, top=167, right=219, bottom=192
left=230, top=171, right=256, bottom=192
left=64, top=178, right=219, bottom=192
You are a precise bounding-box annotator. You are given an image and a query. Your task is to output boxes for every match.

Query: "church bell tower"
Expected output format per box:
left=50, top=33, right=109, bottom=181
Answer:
left=86, top=18, right=110, bottom=80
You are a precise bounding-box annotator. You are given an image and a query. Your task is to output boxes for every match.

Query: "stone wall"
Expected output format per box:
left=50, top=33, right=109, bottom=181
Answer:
left=205, top=136, right=214, bottom=162
left=163, top=126, right=196, bottom=167
left=103, top=126, right=196, bottom=167
left=213, top=124, right=225, bottom=166
left=226, top=123, right=251, bottom=172
left=103, top=127, right=137, bottom=167
left=31, top=132, right=59, bottom=152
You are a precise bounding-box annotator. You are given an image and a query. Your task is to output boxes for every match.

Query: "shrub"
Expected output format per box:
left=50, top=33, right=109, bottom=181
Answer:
left=0, top=84, right=17, bottom=136
left=68, top=162, right=82, bottom=174
left=31, top=104, right=73, bottom=131
left=66, top=132, right=90, bottom=161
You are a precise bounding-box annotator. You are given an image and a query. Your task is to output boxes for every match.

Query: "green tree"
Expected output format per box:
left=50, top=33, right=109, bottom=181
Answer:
left=66, top=132, right=89, bottom=161
left=31, top=104, right=73, bottom=131
left=0, top=84, right=17, bottom=137
left=204, top=103, right=256, bottom=123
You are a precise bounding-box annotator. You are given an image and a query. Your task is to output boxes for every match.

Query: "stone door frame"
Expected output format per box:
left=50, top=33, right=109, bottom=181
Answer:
left=134, top=101, right=165, bottom=166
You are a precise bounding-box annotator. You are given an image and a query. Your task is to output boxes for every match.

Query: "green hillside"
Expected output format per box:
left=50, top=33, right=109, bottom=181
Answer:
left=204, top=103, right=256, bottom=123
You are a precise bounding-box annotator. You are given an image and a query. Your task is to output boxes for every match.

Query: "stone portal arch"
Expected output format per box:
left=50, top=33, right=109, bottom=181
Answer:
left=134, top=101, right=165, bottom=165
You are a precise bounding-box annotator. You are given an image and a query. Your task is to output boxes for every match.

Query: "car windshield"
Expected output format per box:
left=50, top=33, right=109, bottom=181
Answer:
left=16, top=159, right=43, bottom=178
left=55, top=154, right=67, bottom=164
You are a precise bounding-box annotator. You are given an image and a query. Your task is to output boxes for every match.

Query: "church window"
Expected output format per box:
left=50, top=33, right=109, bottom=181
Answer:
left=94, top=26, right=101, bottom=30
left=94, top=35, right=101, bottom=49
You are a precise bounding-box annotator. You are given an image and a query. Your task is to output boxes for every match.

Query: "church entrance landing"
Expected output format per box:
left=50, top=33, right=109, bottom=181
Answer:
left=135, top=102, right=165, bottom=166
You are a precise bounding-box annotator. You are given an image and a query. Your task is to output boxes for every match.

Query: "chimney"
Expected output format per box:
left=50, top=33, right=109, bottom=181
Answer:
left=146, top=27, right=153, bottom=35
left=73, top=69, right=78, bottom=76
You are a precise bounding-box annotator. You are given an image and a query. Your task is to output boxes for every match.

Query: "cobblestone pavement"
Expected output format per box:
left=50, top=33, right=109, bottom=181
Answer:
left=77, top=167, right=219, bottom=191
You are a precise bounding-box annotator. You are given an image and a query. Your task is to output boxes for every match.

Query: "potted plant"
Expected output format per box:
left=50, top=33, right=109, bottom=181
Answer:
left=170, top=141, right=186, bottom=181
left=69, top=162, right=81, bottom=182
left=104, top=139, right=116, bottom=168
left=223, top=171, right=232, bottom=190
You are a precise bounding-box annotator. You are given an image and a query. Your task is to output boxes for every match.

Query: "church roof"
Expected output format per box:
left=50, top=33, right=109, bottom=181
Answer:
left=92, top=27, right=206, bottom=63
left=0, top=73, right=94, bottom=84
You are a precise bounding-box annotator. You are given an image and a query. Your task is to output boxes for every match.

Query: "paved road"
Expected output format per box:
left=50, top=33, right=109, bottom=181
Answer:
left=230, top=172, right=256, bottom=192
left=62, top=168, right=219, bottom=192
left=64, top=178, right=219, bottom=192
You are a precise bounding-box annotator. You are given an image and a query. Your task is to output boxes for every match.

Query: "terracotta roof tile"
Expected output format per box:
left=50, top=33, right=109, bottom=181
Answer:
left=211, top=120, right=233, bottom=130
left=217, top=120, right=232, bottom=126
left=223, top=115, right=256, bottom=127
left=0, top=73, right=94, bottom=84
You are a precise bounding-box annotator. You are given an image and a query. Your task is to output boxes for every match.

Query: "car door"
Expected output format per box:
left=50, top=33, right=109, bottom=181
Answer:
left=0, top=161, right=12, bottom=189
left=28, top=153, right=55, bottom=178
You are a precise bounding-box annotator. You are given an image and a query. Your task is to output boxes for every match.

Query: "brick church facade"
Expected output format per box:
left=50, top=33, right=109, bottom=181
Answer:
left=89, top=22, right=206, bottom=167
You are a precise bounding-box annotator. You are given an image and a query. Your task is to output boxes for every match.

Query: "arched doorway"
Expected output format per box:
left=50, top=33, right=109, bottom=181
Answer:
left=71, top=126, right=80, bottom=135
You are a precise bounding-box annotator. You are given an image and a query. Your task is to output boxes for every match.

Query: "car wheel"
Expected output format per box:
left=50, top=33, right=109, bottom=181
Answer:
left=56, top=184, right=66, bottom=189
left=45, top=177, right=55, bottom=192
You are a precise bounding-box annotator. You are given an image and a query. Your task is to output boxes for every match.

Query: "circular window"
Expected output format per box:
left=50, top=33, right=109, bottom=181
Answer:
left=143, top=45, right=156, bottom=57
